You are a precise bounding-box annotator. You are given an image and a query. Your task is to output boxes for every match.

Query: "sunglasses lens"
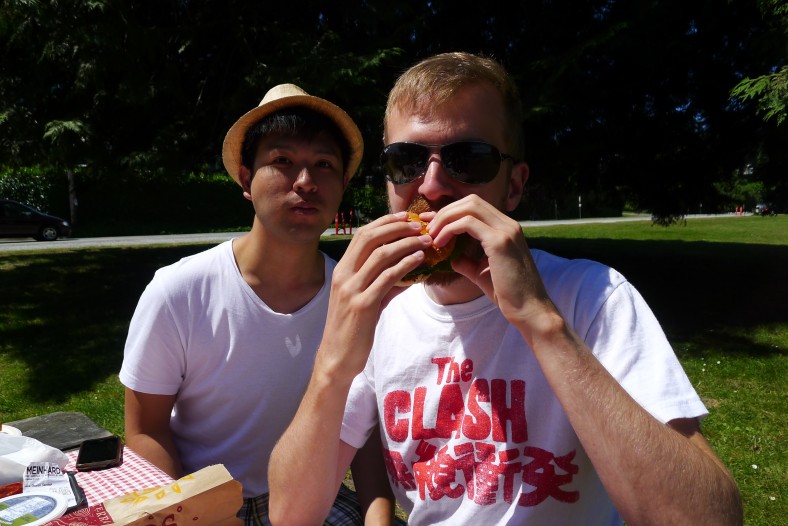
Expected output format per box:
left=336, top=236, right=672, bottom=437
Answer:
left=382, top=143, right=428, bottom=184
left=382, top=141, right=505, bottom=185
left=443, top=142, right=501, bottom=184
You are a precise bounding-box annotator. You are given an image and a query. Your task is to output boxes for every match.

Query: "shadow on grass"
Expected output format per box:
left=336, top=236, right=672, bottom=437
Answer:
left=1, top=237, right=785, bottom=406
left=1, top=245, right=209, bottom=404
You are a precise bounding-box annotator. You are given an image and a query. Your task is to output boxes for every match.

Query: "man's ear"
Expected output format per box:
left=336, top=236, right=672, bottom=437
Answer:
left=506, top=161, right=529, bottom=212
left=239, top=166, right=253, bottom=201
left=342, top=172, right=352, bottom=191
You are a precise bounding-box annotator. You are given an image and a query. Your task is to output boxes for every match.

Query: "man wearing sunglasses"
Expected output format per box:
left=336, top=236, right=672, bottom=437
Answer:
left=270, top=53, right=742, bottom=525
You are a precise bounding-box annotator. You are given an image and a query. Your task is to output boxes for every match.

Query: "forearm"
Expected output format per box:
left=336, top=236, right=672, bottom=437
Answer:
left=523, top=313, right=742, bottom=525
left=361, top=496, right=397, bottom=526
left=269, top=364, right=357, bottom=526
left=123, top=389, right=182, bottom=479
left=352, top=425, right=397, bottom=525
left=267, top=213, right=422, bottom=524
left=125, top=429, right=183, bottom=479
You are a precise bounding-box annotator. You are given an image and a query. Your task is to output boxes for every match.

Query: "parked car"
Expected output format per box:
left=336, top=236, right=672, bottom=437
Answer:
left=754, top=203, right=777, bottom=216
left=0, top=199, right=72, bottom=241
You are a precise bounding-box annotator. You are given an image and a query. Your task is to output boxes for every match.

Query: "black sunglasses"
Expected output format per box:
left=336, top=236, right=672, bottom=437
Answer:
left=381, top=141, right=515, bottom=185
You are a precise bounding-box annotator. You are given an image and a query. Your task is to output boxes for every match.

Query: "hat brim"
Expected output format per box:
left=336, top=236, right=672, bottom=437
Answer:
left=222, top=94, right=363, bottom=186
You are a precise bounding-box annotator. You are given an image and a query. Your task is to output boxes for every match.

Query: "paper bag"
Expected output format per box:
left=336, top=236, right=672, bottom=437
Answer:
left=46, top=465, right=242, bottom=526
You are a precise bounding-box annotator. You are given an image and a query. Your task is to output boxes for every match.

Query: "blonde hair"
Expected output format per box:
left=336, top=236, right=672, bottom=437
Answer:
left=384, top=52, right=524, bottom=159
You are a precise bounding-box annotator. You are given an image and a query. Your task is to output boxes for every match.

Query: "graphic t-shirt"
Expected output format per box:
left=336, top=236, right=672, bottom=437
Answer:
left=340, top=249, right=706, bottom=525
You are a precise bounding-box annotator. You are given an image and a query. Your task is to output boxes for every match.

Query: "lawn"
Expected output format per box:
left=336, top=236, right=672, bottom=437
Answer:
left=1, top=215, right=785, bottom=524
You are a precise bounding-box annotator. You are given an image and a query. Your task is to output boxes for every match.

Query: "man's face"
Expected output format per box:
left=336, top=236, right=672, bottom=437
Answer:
left=241, top=130, right=346, bottom=244
left=384, top=82, right=525, bottom=214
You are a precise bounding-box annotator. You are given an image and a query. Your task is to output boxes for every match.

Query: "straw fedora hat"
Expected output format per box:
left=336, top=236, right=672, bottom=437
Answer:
left=222, top=83, right=364, bottom=186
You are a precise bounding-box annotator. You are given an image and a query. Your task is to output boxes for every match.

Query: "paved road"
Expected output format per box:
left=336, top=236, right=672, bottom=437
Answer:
left=0, top=214, right=738, bottom=253
left=0, top=231, right=246, bottom=253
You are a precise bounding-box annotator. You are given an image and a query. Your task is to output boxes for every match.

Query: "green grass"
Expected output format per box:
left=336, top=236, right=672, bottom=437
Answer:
left=525, top=214, right=788, bottom=245
left=1, top=215, right=785, bottom=524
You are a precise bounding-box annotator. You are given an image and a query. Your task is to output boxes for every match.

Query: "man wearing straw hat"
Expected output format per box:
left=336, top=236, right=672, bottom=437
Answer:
left=120, top=84, right=394, bottom=524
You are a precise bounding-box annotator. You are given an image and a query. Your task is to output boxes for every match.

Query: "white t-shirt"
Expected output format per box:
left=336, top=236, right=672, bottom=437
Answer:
left=340, top=249, right=706, bottom=525
left=120, top=240, right=336, bottom=498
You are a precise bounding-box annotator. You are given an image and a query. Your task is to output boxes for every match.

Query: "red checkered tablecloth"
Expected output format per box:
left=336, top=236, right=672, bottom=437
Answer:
left=65, top=446, right=175, bottom=506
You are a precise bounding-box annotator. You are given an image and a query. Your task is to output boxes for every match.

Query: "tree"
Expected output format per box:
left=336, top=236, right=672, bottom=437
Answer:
left=730, top=0, right=788, bottom=125
left=1, top=0, right=785, bottom=226
left=727, top=0, right=788, bottom=207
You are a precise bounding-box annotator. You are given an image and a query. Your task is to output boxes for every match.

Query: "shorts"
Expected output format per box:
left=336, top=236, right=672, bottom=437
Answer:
left=238, top=483, right=362, bottom=526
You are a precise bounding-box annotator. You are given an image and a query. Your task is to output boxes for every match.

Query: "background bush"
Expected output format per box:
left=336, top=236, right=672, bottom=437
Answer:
left=0, top=165, right=68, bottom=217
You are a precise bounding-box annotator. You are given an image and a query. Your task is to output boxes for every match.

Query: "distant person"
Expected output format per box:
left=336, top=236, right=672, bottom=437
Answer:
left=120, top=84, right=396, bottom=524
left=269, top=53, right=743, bottom=525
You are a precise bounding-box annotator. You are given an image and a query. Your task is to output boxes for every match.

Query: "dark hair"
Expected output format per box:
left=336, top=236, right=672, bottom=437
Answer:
left=241, top=107, right=351, bottom=176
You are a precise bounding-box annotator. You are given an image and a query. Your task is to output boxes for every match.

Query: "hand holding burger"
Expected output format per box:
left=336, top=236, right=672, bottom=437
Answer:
left=397, top=197, right=459, bottom=286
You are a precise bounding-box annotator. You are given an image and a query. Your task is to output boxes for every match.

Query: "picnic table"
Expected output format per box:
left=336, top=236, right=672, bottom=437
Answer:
left=4, top=411, right=175, bottom=509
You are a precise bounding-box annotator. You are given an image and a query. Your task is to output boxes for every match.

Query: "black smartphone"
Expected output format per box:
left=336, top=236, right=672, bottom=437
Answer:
left=75, top=435, right=124, bottom=471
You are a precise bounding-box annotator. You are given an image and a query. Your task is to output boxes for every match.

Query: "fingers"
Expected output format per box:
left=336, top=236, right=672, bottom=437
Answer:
left=416, top=195, right=541, bottom=313
left=335, top=212, right=431, bottom=293
left=345, top=236, right=428, bottom=301
left=340, top=212, right=419, bottom=270
left=427, top=195, right=525, bottom=253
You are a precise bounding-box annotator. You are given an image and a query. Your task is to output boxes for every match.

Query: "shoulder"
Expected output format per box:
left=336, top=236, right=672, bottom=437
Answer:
left=149, top=241, right=234, bottom=294
left=158, top=240, right=231, bottom=274
left=532, top=248, right=627, bottom=295
left=532, top=248, right=632, bottom=328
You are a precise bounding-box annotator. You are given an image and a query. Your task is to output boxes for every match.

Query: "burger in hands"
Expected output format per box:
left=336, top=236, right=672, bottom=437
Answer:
left=397, top=197, right=460, bottom=286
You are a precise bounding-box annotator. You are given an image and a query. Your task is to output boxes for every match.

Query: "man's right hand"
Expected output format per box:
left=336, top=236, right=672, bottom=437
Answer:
left=316, top=211, right=432, bottom=380
left=270, top=212, right=430, bottom=525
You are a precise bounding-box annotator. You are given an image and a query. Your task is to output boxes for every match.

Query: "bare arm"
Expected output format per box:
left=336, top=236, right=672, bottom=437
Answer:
left=352, top=425, right=397, bottom=525
left=523, top=317, right=742, bottom=525
left=269, top=213, right=429, bottom=526
left=124, top=388, right=182, bottom=479
left=268, top=365, right=359, bottom=525
left=431, top=195, right=743, bottom=525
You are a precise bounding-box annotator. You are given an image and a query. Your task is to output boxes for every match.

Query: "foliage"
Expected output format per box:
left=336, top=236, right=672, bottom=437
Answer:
left=731, top=69, right=788, bottom=125
left=714, top=171, right=766, bottom=210
left=71, top=170, right=252, bottom=236
left=0, top=165, right=67, bottom=214
left=729, top=0, right=788, bottom=125
left=0, top=0, right=786, bottom=224
left=0, top=0, right=403, bottom=177
left=343, top=174, right=389, bottom=222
